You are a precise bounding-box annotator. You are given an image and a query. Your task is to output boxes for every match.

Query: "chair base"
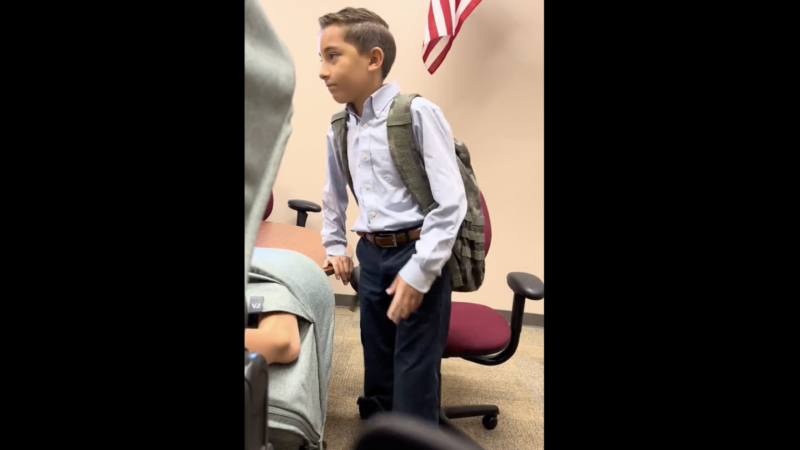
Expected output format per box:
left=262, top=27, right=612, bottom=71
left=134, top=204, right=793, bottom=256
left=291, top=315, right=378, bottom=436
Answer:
left=437, top=365, right=500, bottom=434
left=440, top=405, right=500, bottom=432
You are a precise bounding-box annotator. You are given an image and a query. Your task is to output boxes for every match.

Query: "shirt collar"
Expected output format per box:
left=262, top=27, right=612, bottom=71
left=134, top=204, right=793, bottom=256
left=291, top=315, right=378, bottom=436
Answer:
left=346, top=81, right=400, bottom=118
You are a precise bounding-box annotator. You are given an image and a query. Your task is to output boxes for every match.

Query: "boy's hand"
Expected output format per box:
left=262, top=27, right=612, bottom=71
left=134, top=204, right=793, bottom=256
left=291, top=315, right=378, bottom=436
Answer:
left=323, top=256, right=353, bottom=285
left=386, top=275, right=423, bottom=323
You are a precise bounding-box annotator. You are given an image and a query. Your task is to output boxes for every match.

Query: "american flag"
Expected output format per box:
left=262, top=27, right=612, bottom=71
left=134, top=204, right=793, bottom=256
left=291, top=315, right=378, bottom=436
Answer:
left=422, top=0, right=483, bottom=74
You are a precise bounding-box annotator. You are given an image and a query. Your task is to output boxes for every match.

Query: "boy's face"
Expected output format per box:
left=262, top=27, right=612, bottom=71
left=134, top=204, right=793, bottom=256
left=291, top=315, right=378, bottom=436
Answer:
left=319, top=25, right=371, bottom=105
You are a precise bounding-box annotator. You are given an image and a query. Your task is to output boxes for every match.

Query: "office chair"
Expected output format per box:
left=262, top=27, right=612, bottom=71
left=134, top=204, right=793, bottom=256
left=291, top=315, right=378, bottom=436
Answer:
left=349, top=192, right=544, bottom=435
left=262, top=191, right=322, bottom=227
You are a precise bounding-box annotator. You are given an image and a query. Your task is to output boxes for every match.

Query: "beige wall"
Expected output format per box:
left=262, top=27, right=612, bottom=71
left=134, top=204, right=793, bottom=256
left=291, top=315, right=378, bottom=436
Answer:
left=259, top=0, right=544, bottom=314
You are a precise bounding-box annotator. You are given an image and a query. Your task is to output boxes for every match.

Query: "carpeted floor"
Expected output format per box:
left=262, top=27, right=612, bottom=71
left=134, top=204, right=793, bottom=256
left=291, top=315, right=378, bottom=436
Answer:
left=323, top=307, right=544, bottom=449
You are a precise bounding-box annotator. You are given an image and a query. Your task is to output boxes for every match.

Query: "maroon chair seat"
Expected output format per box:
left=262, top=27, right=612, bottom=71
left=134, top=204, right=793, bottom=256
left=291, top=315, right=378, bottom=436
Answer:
left=445, top=303, right=510, bottom=357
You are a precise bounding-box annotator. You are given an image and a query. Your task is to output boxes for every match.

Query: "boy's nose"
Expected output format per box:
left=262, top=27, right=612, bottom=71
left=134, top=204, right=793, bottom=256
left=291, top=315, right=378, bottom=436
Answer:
left=319, top=69, right=329, bottom=80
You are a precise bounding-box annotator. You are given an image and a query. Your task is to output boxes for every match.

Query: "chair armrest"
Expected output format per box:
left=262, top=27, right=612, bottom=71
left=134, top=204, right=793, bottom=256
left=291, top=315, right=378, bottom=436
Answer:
left=461, top=271, right=544, bottom=367
left=287, top=200, right=322, bottom=227
left=348, top=266, right=361, bottom=311
left=245, top=350, right=270, bottom=450
left=350, top=266, right=361, bottom=293
left=506, top=272, right=544, bottom=300
left=287, top=199, right=321, bottom=213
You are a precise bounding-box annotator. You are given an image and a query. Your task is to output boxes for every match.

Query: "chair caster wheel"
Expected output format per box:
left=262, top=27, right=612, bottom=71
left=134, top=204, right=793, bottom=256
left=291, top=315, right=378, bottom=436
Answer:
left=482, top=414, right=498, bottom=430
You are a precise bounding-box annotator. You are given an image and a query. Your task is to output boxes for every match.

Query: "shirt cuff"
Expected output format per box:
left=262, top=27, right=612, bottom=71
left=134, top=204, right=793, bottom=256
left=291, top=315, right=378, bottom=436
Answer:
left=325, top=244, right=348, bottom=258
left=398, top=259, right=438, bottom=294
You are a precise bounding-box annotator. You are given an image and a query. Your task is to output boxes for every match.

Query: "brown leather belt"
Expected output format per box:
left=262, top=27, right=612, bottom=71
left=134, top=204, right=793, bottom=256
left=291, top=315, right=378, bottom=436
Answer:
left=357, top=227, right=422, bottom=248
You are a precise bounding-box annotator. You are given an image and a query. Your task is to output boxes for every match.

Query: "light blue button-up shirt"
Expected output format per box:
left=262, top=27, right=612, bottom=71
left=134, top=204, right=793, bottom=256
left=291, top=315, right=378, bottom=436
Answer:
left=321, top=82, right=467, bottom=293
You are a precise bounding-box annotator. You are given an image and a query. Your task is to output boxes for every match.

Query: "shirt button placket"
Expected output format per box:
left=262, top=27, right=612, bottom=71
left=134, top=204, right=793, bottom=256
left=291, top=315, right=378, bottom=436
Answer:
left=360, top=119, right=374, bottom=223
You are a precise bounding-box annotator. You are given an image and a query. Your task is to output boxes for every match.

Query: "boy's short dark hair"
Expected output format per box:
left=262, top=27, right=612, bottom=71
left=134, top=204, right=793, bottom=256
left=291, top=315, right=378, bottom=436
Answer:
left=319, top=7, right=397, bottom=80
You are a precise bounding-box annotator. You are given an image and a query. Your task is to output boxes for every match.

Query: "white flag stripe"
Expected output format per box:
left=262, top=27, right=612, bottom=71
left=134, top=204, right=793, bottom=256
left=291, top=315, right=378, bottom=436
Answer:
left=449, top=0, right=458, bottom=33
left=431, top=0, right=447, bottom=38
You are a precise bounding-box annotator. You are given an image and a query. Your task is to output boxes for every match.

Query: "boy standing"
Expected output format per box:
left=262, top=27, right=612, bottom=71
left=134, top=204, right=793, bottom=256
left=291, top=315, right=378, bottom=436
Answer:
left=318, top=8, right=467, bottom=424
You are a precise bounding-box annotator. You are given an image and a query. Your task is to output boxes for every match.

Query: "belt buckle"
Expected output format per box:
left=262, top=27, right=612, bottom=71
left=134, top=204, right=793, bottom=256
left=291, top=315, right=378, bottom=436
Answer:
left=378, top=233, right=398, bottom=248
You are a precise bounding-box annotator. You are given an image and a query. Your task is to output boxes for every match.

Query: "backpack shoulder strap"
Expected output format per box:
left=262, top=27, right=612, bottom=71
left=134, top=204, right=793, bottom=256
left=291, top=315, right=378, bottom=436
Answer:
left=331, top=110, right=348, bottom=122
left=387, top=94, right=438, bottom=214
left=330, top=110, right=358, bottom=204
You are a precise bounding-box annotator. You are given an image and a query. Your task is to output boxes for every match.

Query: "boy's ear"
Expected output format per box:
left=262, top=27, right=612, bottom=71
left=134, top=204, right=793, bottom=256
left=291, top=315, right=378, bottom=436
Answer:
left=367, top=47, right=384, bottom=74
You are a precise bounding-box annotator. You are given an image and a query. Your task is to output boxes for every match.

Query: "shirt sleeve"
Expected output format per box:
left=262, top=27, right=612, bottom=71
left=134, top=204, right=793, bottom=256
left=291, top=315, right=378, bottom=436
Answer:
left=320, top=126, right=350, bottom=257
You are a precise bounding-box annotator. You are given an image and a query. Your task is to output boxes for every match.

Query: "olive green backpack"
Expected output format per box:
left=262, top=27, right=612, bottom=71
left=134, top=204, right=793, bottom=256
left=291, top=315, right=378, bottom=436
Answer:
left=330, top=93, right=486, bottom=292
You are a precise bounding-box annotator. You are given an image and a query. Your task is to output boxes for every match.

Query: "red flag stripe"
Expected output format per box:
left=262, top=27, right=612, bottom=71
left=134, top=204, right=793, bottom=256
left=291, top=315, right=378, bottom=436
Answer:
left=455, top=0, right=480, bottom=35
left=422, top=5, right=438, bottom=62
left=425, top=35, right=455, bottom=75
left=422, top=0, right=482, bottom=74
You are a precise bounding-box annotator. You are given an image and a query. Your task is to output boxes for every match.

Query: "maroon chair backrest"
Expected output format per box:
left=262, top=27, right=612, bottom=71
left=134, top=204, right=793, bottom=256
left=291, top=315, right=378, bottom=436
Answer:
left=480, top=191, right=492, bottom=257
left=262, top=191, right=274, bottom=221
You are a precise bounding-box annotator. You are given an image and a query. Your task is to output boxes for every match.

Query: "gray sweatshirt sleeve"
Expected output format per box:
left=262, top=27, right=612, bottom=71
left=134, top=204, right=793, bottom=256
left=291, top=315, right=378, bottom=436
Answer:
left=244, top=0, right=296, bottom=293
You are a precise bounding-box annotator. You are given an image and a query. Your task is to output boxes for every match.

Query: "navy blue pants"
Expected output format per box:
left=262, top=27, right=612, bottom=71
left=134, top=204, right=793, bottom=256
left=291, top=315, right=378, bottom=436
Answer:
left=356, top=236, right=452, bottom=424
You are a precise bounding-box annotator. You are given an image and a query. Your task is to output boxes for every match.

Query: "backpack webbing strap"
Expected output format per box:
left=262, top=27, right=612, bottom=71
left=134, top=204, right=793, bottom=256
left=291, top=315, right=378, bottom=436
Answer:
left=330, top=110, right=358, bottom=204
left=386, top=94, right=438, bottom=215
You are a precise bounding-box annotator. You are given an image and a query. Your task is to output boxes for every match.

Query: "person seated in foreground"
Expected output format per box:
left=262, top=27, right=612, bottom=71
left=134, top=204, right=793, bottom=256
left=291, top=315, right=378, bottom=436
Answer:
left=245, top=246, right=335, bottom=449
